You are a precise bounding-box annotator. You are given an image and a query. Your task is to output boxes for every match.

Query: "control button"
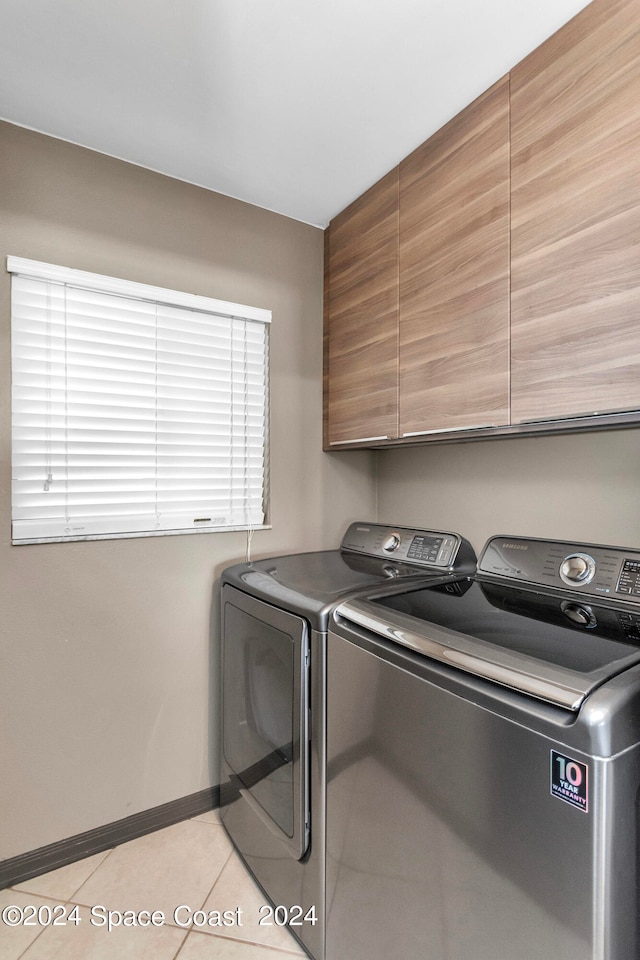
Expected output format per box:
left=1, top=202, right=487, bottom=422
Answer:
left=559, top=553, right=596, bottom=586
left=382, top=533, right=401, bottom=553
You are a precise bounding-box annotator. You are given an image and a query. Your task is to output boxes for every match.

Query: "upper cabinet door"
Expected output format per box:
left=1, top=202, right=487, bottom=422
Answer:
left=511, top=0, right=640, bottom=424
left=398, top=77, right=510, bottom=438
left=325, top=168, right=399, bottom=446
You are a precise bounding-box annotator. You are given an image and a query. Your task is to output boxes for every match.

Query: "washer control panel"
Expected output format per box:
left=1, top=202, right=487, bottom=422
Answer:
left=341, top=522, right=473, bottom=570
left=479, top=535, right=640, bottom=604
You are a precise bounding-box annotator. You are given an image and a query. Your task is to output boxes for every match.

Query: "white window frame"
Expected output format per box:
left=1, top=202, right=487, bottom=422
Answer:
left=9, top=257, right=270, bottom=544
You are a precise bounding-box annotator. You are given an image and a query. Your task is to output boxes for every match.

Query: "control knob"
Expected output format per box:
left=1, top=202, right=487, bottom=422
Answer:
left=382, top=533, right=401, bottom=553
left=559, top=552, right=596, bottom=587
left=560, top=601, right=597, bottom=628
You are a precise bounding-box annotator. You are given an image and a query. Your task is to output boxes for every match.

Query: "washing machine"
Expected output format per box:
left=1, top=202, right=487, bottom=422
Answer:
left=326, top=534, right=640, bottom=960
left=219, top=521, right=476, bottom=959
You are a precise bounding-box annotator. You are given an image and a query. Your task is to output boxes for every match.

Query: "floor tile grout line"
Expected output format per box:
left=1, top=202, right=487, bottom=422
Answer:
left=194, top=844, right=234, bottom=913
left=9, top=893, right=76, bottom=960
left=191, top=818, right=234, bottom=912
left=65, top=846, right=116, bottom=904
left=166, top=922, right=190, bottom=960
left=174, top=926, right=307, bottom=957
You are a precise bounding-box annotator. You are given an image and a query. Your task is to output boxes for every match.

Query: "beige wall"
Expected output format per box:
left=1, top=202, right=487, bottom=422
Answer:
left=5, top=118, right=637, bottom=867
left=376, top=428, right=640, bottom=557
left=0, top=121, right=376, bottom=860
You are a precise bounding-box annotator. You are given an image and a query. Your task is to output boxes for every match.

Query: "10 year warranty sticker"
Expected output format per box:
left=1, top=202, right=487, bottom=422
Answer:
left=550, top=750, right=588, bottom=812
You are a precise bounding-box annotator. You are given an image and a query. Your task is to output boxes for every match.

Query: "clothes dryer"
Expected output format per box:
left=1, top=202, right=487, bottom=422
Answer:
left=219, top=521, right=475, bottom=959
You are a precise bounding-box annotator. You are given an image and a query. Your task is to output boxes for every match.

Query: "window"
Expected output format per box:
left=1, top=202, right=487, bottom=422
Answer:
left=9, top=257, right=270, bottom=544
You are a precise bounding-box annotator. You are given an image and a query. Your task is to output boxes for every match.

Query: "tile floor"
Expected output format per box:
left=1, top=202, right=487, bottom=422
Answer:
left=0, top=812, right=307, bottom=960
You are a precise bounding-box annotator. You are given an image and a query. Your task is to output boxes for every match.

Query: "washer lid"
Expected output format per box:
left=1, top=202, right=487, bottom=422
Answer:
left=337, top=580, right=640, bottom=710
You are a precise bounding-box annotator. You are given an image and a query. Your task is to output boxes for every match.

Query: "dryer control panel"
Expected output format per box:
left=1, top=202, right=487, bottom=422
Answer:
left=341, top=522, right=475, bottom=572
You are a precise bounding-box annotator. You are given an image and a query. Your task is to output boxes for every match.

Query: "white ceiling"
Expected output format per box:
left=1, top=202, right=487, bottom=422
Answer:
left=0, top=0, right=592, bottom=228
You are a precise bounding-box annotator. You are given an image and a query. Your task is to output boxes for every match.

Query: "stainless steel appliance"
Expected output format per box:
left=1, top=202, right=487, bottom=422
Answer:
left=326, top=535, right=640, bottom=960
left=219, top=522, right=475, bottom=959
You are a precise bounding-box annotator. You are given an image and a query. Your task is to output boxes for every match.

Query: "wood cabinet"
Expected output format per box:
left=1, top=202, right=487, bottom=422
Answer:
left=399, top=78, right=510, bottom=437
left=324, top=0, right=640, bottom=448
left=510, top=0, right=640, bottom=424
left=324, top=168, right=399, bottom=446
left=324, top=82, right=510, bottom=448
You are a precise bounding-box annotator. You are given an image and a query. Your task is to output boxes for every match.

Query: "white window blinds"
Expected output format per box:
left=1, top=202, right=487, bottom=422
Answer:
left=9, top=257, right=270, bottom=544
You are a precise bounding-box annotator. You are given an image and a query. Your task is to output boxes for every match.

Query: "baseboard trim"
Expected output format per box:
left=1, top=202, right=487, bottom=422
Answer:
left=0, top=785, right=220, bottom=890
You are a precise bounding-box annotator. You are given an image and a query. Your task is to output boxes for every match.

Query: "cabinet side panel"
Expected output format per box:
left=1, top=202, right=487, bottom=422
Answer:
left=327, top=168, right=399, bottom=445
left=323, top=226, right=331, bottom=449
left=511, top=0, right=640, bottom=423
left=399, top=77, right=510, bottom=436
